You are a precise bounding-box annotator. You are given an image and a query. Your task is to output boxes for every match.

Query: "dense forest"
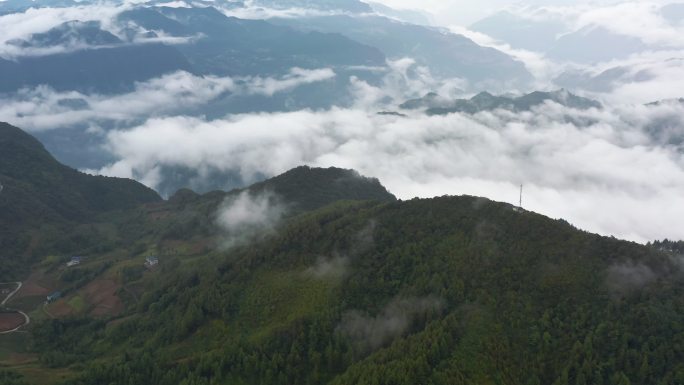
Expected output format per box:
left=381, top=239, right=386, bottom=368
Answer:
left=23, top=197, right=684, bottom=385
left=2, top=124, right=684, bottom=384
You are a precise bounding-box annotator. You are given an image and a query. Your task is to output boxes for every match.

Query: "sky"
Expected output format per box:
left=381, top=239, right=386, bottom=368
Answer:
left=371, top=0, right=620, bottom=25
left=2, top=0, right=684, bottom=243
left=1, top=60, right=673, bottom=243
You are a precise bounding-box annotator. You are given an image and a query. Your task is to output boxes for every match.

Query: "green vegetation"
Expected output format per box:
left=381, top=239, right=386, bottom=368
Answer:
left=24, top=197, right=684, bottom=385
left=0, top=122, right=161, bottom=280
left=2, top=124, right=684, bottom=384
left=0, top=369, right=29, bottom=385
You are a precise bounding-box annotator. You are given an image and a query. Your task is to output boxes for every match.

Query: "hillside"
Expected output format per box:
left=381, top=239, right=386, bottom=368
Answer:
left=269, top=14, right=533, bottom=86
left=14, top=194, right=682, bottom=385
left=0, top=156, right=681, bottom=384
left=0, top=122, right=161, bottom=278
left=1, top=126, right=683, bottom=385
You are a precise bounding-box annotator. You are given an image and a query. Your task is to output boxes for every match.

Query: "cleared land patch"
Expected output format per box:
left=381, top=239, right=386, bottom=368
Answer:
left=0, top=312, right=25, bottom=332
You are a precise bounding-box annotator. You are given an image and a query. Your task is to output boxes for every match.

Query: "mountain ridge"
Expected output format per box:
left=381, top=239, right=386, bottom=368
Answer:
left=1, top=123, right=684, bottom=385
left=0, top=122, right=161, bottom=278
left=400, top=89, right=602, bottom=114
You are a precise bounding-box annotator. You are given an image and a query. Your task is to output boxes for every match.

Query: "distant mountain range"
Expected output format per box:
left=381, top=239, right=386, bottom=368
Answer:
left=0, top=2, right=532, bottom=94
left=251, top=0, right=372, bottom=12
left=470, top=4, right=680, bottom=65
left=0, top=0, right=537, bottom=195
left=271, top=14, right=532, bottom=86
left=400, top=89, right=601, bottom=115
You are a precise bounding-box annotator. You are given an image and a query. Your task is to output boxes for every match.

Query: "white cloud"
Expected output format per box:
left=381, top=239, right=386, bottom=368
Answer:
left=604, top=55, right=684, bottom=104
left=0, top=2, right=204, bottom=59
left=216, top=190, right=287, bottom=248
left=0, top=68, right=335, bottom=131
left=2, top=0, right=684, bottom=246
left=305, top=255, right=350, bottom=279
left=449, top=25, right=559, bottom=85
left=91, top=98, right=684, bottom=243
left=573, top=2, right=684, bottom=47
left=219, top=4, right=341, bottom=19
left=0, top=4, right=128, bottom=59
left=246, top=67, right=336, bottom=96
left=451, top=2, right=684, bottom=101
left=485, top=1, right=684, bottom=49
left=369, top=0, right=615, bottom=25
left=337, top=296, right=443, bottom=350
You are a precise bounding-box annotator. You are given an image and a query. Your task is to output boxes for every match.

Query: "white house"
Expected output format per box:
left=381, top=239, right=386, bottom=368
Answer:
left=66, top=256, right=81, bottom=267
left=144, top=256, right=159, bottom=268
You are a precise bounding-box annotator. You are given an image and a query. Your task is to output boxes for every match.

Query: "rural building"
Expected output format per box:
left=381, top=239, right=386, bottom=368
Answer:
left=66, top=256, right=82, bottom=267
left=46, top=291, right=62, bottom=303
left=145, top=256, right=159, bottom=268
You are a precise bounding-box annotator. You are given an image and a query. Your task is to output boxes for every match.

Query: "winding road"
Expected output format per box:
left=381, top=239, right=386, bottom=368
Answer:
left=0, top=281, right=30, bottom=334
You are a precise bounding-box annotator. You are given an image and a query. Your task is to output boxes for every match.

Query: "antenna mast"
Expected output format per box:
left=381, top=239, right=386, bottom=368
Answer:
left=519, top=184, right=523, bottom=208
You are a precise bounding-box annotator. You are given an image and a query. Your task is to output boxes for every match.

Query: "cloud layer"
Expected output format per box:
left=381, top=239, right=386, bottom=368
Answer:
left=88, top=96, right=684, bottom=243
left=456, top=2, right=684, bottom=103
left=0, top=68, right=335, bottom=131
left=216, top=190, right=287, bottom=248
left=2, top=1, right=684, bottom=246
left=337, top=296, right=443, bottom=350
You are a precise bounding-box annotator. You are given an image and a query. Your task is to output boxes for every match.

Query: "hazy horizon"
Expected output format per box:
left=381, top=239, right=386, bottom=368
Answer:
left=1, top=0, right=683, bottom=242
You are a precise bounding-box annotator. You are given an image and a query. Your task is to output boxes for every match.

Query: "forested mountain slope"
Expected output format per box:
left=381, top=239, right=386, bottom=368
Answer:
left=24, top=193, right=684, bottom=384
left=0, top=122, right=161, bottom=279
left=2, top=125, right=683, bottom=385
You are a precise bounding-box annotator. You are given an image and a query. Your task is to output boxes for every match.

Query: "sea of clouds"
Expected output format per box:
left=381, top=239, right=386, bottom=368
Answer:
left=2, top=1, right=684, bottom=244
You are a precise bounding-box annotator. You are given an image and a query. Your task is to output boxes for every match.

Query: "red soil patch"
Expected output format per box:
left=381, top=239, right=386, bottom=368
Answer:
left=82, top=279, right=124, bottom=318
left=48, top=300, right=73, bottom=318
left=15, top=272, right=51, bottom=299
left=46, top=279, right=125, bottom=319
left=0, top=312, right=25, bottom=332
left=125, top=282, right=145, bottom=299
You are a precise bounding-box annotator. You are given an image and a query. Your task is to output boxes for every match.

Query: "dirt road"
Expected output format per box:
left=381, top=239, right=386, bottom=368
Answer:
left=0, top=282, right=30, bottom=334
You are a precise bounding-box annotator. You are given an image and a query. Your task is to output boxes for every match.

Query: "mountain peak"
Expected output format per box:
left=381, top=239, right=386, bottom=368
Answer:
left=0, top=123, right=161, bottom=221
left=244, top=166, right=396, bottom=212
left=9, top=20, right=122, bottom=49
left=0, top=121, right=48, bottom=152
left=402, top=89, right=601, bottom=115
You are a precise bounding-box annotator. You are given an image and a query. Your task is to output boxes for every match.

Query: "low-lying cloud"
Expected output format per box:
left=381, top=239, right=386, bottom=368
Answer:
left=0, top=5, right=123, bottom=59
left=92, top=97, right=684, bottom=243
left=0, top=68, right=335, bottom=131
left=1, top=3, right=683, bottom=246
left=216, top=190, right=287, bottom=248
left=456, top=2, right=684, bottom=103
left=0, top=3, right=178, bottom=59
left=605, top=252, right=684, bottom=295
left=337, top=296, right=443, bottom=350
left=305, top=255, right=350, bottom=279
left=304, top=220, right=378, bottom=279
left=606, top=262, right=659, bottom=294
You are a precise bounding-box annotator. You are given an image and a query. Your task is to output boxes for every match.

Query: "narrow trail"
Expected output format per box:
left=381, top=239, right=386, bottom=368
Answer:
left=0, top=281, right=21, bottom=306
left=0, top=281, right=30, bottom=334
left=0, top=310, right=29, bottom=334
